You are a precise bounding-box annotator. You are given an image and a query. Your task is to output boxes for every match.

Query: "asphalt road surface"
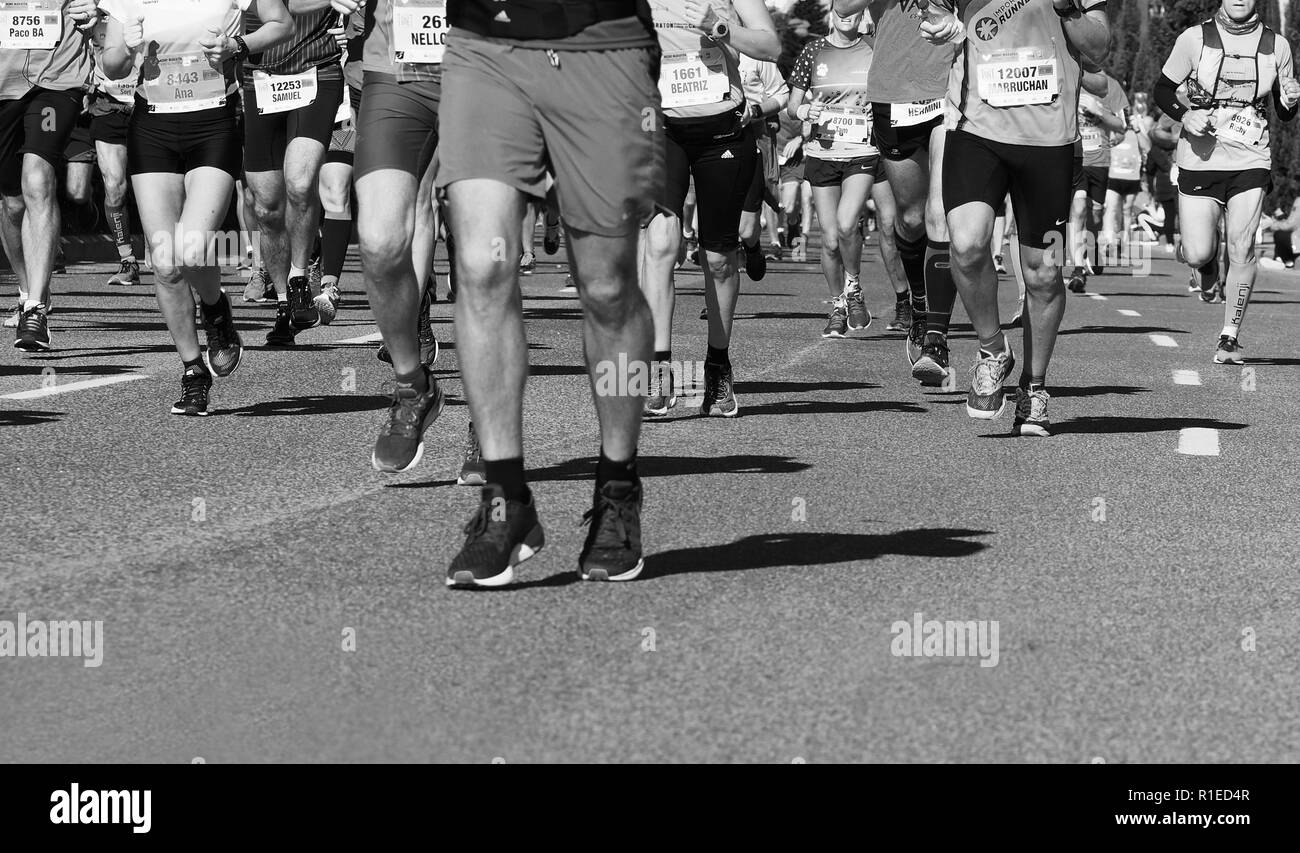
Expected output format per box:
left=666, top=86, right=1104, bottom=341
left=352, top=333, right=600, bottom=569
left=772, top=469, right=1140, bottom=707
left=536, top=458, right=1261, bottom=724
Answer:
left=2, top=236, right=1298, bottom=763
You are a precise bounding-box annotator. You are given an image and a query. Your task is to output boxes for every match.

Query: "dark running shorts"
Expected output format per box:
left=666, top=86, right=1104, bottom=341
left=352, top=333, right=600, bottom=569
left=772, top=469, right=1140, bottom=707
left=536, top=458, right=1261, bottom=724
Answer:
left=0, top=87, right=84, bottom=194
left=1177, top=167, right=1271, bottom=205
left=805, top=155, right=879, bottom=189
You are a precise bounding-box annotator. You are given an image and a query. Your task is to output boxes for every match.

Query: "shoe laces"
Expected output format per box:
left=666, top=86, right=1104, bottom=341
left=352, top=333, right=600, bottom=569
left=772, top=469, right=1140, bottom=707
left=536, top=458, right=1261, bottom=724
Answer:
left=971, top=350, right=1006, bottom=394
left=581, top=487, right=637, bottom=547
left=462, top=497, right=508, bottom=545
left=118, top=259, right=136, bottom=274
left=383, top=382, right=428, bottom=438
left=18, top=304, right=45, bottom=332
left=463, top=425, right=481, bottom=463
left=180, top=368, right=209, bottom=398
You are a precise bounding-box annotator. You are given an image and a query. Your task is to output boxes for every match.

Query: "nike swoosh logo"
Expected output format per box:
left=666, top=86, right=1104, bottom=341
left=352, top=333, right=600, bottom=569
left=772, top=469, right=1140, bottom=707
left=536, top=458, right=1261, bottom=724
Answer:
left=1055, top=219, right=1067, bottom=226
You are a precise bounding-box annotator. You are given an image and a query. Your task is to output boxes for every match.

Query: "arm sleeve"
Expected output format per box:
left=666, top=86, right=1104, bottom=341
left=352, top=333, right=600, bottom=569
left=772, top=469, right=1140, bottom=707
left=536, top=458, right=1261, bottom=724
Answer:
left=1154, top=74, right=1187, bottom=121
left=787, top=41, right=817, bottom=93
left=1273, top=41, right=1299, bottom=121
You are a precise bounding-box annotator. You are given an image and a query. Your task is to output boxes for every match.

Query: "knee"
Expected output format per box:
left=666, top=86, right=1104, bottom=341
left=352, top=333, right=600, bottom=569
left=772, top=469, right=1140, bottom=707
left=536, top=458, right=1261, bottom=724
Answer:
left=252, top=197, right=286, bottom=231
left=357, top=219, right=411, bottom=277
left=319, top=186, right=349, bottom=217
left=704, top=247, right=736, bottom=280
left=644, top=216, right=679, bottom=263
left=897, top=204, right=926, bottom=239
left=1228, top=237, right=1257, bottom=265
left=284, top=177, right=315, bottom=210
left=1182, top=243, right=1215, bottom=268
left=65, top=182, right=91, bottom=206
left=454, top=234, right=516, bottom=292
left=580, top=272, right=638, bottom=325
left=103, top=179, right=128, bottom=208
left=21, top=165, right=57, bottom=205
left=820, top=224, right=842, bottom=254
left=948, top=228, right=987, bottom=271
left=1, top=194, right=24, bottom=224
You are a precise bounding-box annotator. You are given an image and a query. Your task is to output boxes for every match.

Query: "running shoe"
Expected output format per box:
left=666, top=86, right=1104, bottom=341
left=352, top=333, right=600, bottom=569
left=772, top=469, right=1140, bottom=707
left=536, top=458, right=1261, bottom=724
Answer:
left=287, top=275, right=319, bottom=329
left=905, top=317, right=926, bottom=367
left=560, top=275, right=577, bottom=294
left=265, top=302, right=297, bottom=347
left=701, top=361, right=738, bottom=417
left=308, top=256, right=323, bottom=294
left=579, top=479, right=644, bottom=582
left=912, top=331, right=950, bottom=386
left=313, top=279, right=341, bottom=325
left=822, top=297, right=849, bottom=338
left=994, top=254, right=1007, bottom=274
left=1067, top=273, right=1086, bottom=293
left=170, top=365, right=212, bottom=417
left=699, top=305, right=708, bottom=320
left=543, top=221, right=561, bottom=255
left=765, top=244, right=783, bottom=261
left=107, top=258, right=140, bottom=286
left=519, top=252, right=536, bottom=275
left=1012, top=387, right=1051, bottom=437
left=52, top=253, right=66, bottom=274
left=742, top=241, right=766, bottom=281
left=371, top=366, right=446, bottom=473
left=845, top=286, right=871, bottom=330
left=886, top=300, right=911, bottom=332
left=446, top=485, right=545, bottom=588
left=3, top=303, right=20, bottom=329
left=644, top=360, right=676, bottom=417
left=13, top=303, right=50, bottom=351
left=1199, top=280, right=1224, bottom=304
left=1213, top=334, right=1244, bottom=364
left=456, top=422, right=486, bottom=486
left=966, top=346, right=1016, bottom=419
left=200, top=291, right=242, bottom=377
left=243, top=266, right=274, bottom=303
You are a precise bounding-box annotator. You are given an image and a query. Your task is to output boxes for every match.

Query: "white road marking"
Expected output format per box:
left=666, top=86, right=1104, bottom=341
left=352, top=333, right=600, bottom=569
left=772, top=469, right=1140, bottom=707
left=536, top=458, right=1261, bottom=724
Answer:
left=1, top=373, right=149, bottom=400
left=1085, top=292, right=1108, bottom=300
left=334, top=331, right=384, bottom=344
left=1172, top=369, right=1202, bottom=386
left=1178, top=428, right=1220, bottom=456
left=1118, top=309, right=1141, bottom=317
left=1149, top=334, right=1179, bottom=347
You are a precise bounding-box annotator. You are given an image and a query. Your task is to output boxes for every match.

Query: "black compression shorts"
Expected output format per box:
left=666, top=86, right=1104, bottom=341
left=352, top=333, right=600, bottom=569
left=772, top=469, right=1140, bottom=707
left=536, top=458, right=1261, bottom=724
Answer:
left=663, top=109, right=754, bottom=253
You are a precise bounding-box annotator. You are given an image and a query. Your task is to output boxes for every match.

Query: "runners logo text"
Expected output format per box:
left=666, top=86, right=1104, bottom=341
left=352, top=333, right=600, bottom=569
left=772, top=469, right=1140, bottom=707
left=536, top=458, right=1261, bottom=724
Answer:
left=50, top=784, right=151, bottom=834
left=890, top=612, right=1000, bottom=667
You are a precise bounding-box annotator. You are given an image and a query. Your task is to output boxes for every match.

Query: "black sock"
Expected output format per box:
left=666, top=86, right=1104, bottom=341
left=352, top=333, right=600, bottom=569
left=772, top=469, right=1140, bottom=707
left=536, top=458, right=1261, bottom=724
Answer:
left=895, top=228, right=927, bottom=311
left=182, top=357, right=208, bottom=374
left=484, top=457, right=528, bottom=502
left=706, top=344, right=729, bottom=367
left=596, top=449, right=638, bottom=487
left=654, top=349, right=671, bottom=364
left=924, top=240, right=955, bottom=336
left=320, top=216, right=351, bottom=281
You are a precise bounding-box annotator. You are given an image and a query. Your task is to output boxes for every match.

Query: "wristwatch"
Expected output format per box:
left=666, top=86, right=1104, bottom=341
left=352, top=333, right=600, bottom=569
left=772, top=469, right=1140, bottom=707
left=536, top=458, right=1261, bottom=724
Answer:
left=232, top=34, right=250, bottom=60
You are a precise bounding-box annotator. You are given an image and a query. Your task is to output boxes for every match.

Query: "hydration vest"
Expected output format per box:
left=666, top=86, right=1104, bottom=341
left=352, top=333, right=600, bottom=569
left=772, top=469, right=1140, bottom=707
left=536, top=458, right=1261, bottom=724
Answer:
left=448, top=0, right=652, bottom=40
left=1186, top=19, right=1277, bottom=110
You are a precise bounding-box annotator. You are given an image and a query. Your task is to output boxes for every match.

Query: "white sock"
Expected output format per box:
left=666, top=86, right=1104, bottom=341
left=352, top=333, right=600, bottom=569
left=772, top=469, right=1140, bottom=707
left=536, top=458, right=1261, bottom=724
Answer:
left=23, top=298, right=43, bottom=311
left=290, top=265, right=306, bottom=281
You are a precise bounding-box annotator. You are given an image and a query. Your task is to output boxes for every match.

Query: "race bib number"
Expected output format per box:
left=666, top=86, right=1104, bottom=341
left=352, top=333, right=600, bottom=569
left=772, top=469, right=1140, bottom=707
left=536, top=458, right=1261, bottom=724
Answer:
left=103, top=74, right=138, bottom=105
left=1081, top=122, right=1106, bottom=152
left=392, top=0, right=447, bottom=64
left=0, top=0, right=60, bottom=50
left=977, top=47, right=1059, bottom=107
left=143, top=54, right=227, bottom=114
left=659, top=47, right=730, bottom=109
left=253, top=68, right=319, bottom=115
left=891, top=99, right=943, bottom=128
left=1217, top=108, right=1266, bottom=146
left=816, top=105, right=871, bottom=145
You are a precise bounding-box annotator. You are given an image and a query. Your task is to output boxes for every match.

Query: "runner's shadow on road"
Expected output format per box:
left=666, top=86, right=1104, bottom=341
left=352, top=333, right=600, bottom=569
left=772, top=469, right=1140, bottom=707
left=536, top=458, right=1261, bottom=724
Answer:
left=1057, top=325, right=1185, bottom=336
left=1244, top=357, right=1300, bottom=366
left=0, top=409, right=62, bottom=426
left=734, top=380, right=879, bottom=394
left=1049, top=384, right=1150, bottom=398
left=638, top=528, right=991, bottom=581
left=739, top=399, right=926, bottom=417
left=530, top=453, right=812, bottom=482
left=980, top=416, right=1248, bottom=437
left=217, top=394, right=390, bottom=417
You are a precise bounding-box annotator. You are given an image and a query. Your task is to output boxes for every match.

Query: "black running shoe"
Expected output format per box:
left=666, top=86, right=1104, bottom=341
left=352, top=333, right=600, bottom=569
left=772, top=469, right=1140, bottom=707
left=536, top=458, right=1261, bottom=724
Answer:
left=1067, top=274, right=1086, bottom=293
left=742, top=241, right=766, bottom=281
left=265, top=302, right=297, bottom=346
left=371, top=367, right=446, bottom=473
left=845, top=287, right=871, bottom=330
left=13, top=303, right=50, bottom=351
left=170, top=365, right=212, bottom=416
left=288, top=275, right=319, bottom=330
left=446, top=485, right=545, bottom=588
left=1213, top=334, right=1244, bottom=364
left=886, top=300, right=911, bottom=332
left=1199, top=280, right=1224, bottom=304
left=701, top=361, right=738, bottom=417
left=911, top=331, right=950, bottom=386
left=456, top=422, right=486, bottom=486
left=200, top=291, right=242, bottom=377
left=822, top=298, right=849, bottom=338
left=644, top=360, right=676, bottom=417
left=543, top=221, right=561, bottom=255
left=579, top=479, right=644, bottom=582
